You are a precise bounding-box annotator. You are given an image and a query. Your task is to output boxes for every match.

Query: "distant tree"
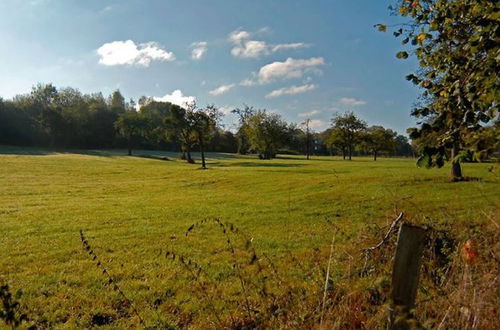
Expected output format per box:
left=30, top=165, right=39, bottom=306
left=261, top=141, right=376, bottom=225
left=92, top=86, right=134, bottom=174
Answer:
left=232, top=105, right=255, bottom=154
left=138, top=95, right=154, bottom=108
left=394, top=135, right=413, bottom=157
left=191, top=104, right=221, bottom=169
left=284, top=123, right=307, bottom=155
left=114, top=110, right=147, bottom=156
left=208, top=129, right=238, bottom=153
left=139, top=101, right=177, bottom=148
left=0, top=98, right=7, bottom=143
left=55, top=87, right=90, bottom=147
left=85, top=93, right=117, bottom=148
left=29, top=83, right=60, bottom=146
left=302, top=119, right=312, bottom=160
left=164, top=103, right=197, bottom=163
left=360, top=126, right=397, bottom=161
left=330, top=112, right=367, bottom=160
left=244, top=110, right=289, bottom=159
left=109, top=90, right=126, bottom=114
left=324, top=127, right=347, bottom=159
left=380, top=0, right=499, bottom=179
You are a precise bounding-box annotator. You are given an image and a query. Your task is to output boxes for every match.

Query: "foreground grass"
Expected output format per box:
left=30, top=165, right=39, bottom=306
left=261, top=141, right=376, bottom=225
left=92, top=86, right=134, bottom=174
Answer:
left=0, top=146, right=498, bottom=328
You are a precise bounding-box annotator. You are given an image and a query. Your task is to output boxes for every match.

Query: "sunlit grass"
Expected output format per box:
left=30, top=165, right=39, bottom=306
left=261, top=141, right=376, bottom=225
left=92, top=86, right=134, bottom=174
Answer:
left=0, top=146, right=498, bottom=327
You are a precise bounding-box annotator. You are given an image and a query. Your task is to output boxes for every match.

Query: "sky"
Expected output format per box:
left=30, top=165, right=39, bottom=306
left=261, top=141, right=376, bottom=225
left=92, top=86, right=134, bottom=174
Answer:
left=0, top=0, right=420, bottom=134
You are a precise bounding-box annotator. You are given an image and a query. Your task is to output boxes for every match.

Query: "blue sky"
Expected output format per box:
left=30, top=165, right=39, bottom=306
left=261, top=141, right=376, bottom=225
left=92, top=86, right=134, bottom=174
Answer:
left=0, top=0, right=420, bottom=133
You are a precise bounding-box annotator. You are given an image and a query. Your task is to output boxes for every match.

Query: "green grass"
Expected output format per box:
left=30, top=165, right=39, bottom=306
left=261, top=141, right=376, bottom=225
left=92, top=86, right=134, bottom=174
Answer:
left=0, top=146, right=498, bottom=328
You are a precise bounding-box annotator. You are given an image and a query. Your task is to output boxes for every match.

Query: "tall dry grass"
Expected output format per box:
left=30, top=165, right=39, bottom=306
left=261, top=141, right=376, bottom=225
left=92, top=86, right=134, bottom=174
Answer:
left=1, top=214, right=498, bottom=329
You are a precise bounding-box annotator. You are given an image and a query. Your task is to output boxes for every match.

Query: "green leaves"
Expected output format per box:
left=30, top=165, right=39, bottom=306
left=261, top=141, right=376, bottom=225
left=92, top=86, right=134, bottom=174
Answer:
left=388, top=0, right=498, bottom=178
left=416, top=153, right=431, bottom=168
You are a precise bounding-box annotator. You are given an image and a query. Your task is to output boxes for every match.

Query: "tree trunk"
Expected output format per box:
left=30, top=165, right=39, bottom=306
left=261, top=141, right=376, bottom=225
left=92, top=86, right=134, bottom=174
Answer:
left=306, top=134, right=310, bottom=160
left=348, top=146, right=352, bottom=160
left=200, top=138, right=206, bottom=169
left=186, top=145, right=194, bottom=164
left=127, top=135, right=132, bottom=156
left=373, top=151, right=377, bottom=161
left=342, top=148, right=346, bottom=160
left=451, top=143, right=462, bottom=180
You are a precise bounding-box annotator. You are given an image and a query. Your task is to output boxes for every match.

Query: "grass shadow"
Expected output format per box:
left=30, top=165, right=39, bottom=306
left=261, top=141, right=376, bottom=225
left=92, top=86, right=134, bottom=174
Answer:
left=218, top=161, right=305, bottom=168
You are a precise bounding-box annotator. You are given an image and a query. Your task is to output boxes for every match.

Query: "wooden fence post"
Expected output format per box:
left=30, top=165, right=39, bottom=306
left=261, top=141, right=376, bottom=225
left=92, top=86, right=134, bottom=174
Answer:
left=388, top=224, right=426, bottom=330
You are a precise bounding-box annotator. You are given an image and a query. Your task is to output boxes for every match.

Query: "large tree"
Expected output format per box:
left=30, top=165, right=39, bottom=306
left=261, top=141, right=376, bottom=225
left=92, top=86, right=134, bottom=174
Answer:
left=380, top=0, right=499, bottom=179
left=244, top=110, right=289, bottom=159
left=360, top=126, right=397, bottom=161
left=330, top=112, right=367, bottom=160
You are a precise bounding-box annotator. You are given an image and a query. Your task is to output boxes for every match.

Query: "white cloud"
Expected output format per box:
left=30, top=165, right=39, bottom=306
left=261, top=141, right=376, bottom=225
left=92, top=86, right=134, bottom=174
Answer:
left=228, top=28, right=309, bottom=59
left=309, top=119, right=328, bottom=129
left=153, top=90, right=196, bottom=107
left=239, top=78, right=257, bottom=87
left=191, top=41, right=208, bottom=60
left=298, top=109, right=322, bottom=118
left=258, top=57, right=325, bottom=84
left=271, top=43, right=308, bottom=52
left=228, top=29, right=251, bottom=44
left=340, top=97, right=366, bottom=106
left=97, top=40, right=175, bottom=67
left=209, top=84, right=235, bottom=96
left=231, top=41, right=308, bottom=59
left=231, top=40, right=269, bottom=58
left=266, top=84, right=317, bottom=98
left=219, top=106, right=235, bottom=115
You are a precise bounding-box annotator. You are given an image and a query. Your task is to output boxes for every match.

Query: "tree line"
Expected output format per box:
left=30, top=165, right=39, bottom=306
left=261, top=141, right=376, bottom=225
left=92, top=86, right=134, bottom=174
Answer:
left=0, top=84, right=417, bottom=164
left=0, top=1, right=497, bottom=177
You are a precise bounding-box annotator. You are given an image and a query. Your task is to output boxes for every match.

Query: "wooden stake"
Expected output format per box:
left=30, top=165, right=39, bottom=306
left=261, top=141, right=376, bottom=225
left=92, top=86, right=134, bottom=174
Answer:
left=388, top=224, right=426, bottom=329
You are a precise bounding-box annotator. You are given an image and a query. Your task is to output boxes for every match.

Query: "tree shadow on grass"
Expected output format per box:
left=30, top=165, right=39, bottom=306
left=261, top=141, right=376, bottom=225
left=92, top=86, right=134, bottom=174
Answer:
left=0, top=145, right=57, bottom=155
left=217, top=161, right=305, bottom=168
left=0, top=145, right=116, bottom=157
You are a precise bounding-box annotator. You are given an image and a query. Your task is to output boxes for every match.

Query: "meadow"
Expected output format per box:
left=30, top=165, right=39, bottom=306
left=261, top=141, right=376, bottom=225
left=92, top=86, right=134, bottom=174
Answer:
left=0, top=146, right=498, bottom=328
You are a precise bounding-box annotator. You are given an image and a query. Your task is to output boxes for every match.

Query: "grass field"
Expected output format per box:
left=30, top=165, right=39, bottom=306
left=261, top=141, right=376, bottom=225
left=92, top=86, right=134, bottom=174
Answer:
left=0, top=146, right=498, bottom=328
